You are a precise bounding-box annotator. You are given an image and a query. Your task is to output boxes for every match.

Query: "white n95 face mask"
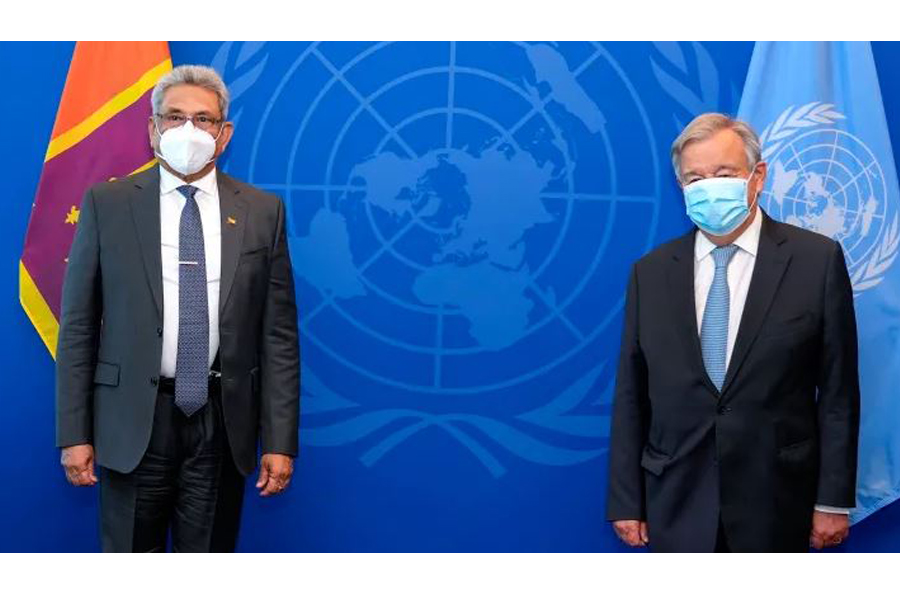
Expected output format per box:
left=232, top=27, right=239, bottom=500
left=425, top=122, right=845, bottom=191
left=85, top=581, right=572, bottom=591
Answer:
left=156, top=120, right=219, bottom=177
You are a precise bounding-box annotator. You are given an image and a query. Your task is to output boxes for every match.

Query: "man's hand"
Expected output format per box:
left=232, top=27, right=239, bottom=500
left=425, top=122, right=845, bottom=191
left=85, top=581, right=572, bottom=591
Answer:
left=61, top=444, right=97, bottom=487
left=613, top=519, right=649, bottom=547
left=810, top=510, right=850, bottom=549
left=256, top=453, right=294, bottom=497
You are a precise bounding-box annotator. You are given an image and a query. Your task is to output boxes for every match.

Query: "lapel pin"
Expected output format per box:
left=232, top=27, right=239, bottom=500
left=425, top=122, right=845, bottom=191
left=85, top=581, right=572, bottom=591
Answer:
left=227, top=216, right=237, bottom=226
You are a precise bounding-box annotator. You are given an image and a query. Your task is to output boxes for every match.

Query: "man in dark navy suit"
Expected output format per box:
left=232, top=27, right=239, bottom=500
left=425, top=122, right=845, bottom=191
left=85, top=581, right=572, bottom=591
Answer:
left=606, top=113, right=860, bottom=552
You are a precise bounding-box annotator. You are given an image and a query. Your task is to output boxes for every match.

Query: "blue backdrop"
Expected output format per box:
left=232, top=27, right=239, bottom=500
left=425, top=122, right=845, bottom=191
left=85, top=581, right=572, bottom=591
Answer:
left=2, top=41, right=899, bottom=552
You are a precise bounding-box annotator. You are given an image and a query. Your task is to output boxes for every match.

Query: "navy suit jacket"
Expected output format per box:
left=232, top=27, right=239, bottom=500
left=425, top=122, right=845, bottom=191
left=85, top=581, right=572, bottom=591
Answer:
left=606, top=212, right=860, bottom=552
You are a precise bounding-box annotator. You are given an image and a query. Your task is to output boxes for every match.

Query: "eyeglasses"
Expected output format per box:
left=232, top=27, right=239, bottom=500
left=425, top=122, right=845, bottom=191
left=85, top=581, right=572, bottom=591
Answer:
left=155, top=112, right=223, bottom=133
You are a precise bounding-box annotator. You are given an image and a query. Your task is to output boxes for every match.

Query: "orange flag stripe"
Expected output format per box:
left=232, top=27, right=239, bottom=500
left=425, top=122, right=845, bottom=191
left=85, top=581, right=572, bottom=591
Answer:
left=21, top=42, right=172, bottom=359
left=45, top=57, right=171, bottom=162
left=50, top=41, right=170, bottom=141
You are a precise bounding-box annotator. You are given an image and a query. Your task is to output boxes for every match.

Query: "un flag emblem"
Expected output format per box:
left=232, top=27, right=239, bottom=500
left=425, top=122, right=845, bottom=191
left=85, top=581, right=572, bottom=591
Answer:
left=760, top=102, right=900, bottom=294
left=235, top=42, right=663, bottom=475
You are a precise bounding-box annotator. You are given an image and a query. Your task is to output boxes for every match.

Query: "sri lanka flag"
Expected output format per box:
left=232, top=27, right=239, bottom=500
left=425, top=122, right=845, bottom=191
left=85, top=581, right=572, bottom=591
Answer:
left=19, top=41, right=171, bottom=357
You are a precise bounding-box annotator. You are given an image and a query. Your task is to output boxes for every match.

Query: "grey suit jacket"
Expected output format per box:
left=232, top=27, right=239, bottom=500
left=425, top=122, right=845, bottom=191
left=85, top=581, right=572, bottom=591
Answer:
left=55, top=166, right=300, bottom=476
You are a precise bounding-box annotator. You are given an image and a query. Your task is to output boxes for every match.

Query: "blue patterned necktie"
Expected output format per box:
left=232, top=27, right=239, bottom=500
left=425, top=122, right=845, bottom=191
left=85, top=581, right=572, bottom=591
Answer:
left=701, top=244, right=739, bottom=391
left=175, top=184, right=209, bottom=416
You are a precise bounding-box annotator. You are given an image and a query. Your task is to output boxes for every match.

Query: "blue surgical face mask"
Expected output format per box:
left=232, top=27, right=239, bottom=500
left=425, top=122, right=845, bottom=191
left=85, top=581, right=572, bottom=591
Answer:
left=683, top=168, right=757, bottom=236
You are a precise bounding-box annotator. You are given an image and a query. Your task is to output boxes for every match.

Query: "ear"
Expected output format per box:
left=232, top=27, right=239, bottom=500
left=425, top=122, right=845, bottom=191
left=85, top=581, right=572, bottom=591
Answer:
left=754, top=161, right=768, bottom=194
left=147, top=116, right=157, bottom=150
left=749, top=161, right=767, bottom=206
left=214, top=121, right=235, bottom=158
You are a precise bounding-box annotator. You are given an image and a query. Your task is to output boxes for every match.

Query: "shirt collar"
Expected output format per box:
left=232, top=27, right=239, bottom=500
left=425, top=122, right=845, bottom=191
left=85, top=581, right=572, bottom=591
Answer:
left=694, top=204, right=762, bottom=262
left=159, top=165, right=218, bottom=199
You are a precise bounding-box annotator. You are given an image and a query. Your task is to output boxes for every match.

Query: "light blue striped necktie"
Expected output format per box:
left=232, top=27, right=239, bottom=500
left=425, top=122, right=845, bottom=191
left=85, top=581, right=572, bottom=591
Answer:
left=701, top=244, right=739, bottom=391
left=175, top=184, right=209, bottom=417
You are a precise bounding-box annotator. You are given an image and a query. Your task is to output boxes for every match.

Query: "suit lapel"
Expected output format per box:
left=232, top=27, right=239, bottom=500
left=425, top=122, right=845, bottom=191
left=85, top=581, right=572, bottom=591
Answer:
left=720, top=213, right=791, bottom=397
left=217, top=172, right=247, bottom=316
left=668, top=228, right=720, bottom=397
left=129, top=167, right=163, bottom=318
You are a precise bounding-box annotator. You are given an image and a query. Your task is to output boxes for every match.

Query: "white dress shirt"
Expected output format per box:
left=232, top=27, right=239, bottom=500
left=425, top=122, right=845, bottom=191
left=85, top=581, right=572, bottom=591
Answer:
left=159, top=166, right=221, bottom=378
left=692, top=205, right=849, bottom=515
left=694, top=205, right=762, bottom=369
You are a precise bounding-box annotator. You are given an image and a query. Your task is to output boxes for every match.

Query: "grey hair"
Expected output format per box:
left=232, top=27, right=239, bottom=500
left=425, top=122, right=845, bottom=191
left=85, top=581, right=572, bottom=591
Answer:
left=151, top=65, right=230, bottom=119
left=671, top=113, right=761, bottom=182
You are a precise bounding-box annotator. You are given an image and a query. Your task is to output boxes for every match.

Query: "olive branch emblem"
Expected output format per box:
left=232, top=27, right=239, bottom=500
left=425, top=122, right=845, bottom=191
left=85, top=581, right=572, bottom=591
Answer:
left=851, top=213, right=899, bottom=293
left=759, top=102, right=898, bottom=294
left=211, top=41, right=269, bottom=172
left=758, top=102, right=845, bottom=161
left=300, top=363, right=612, bottom=477
left=651, top=41, right=740, bottom=132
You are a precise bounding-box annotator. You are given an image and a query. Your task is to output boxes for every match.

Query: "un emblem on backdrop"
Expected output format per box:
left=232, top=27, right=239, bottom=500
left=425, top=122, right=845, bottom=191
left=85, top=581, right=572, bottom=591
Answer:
left=759, top=102, right=900, bottom=294
left=228, top=42, right=662, bottom=475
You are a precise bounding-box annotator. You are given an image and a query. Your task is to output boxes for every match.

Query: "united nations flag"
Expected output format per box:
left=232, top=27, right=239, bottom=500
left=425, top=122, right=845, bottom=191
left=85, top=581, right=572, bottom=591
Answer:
left=739, top=42, right=900, bottom=523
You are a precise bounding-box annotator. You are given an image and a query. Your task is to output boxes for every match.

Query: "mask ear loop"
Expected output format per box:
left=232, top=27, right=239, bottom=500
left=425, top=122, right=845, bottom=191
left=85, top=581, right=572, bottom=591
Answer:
left=201, top=120, right=226, bottom=168
left=152, top=117, right=166, bottom=164
left=151, top=117, right=191, bottom=165
left=745, top=163, right=760, bottom=212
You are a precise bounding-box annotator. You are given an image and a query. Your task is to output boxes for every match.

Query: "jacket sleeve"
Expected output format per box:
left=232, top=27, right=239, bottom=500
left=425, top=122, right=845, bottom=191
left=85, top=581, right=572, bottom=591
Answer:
left=815, top=240, right=860, bottom=508
left=259, top=196, right=301, bottom=456
left=55, top=189, right=102, bottom=448
left=606, top=263, right=650, bottom=521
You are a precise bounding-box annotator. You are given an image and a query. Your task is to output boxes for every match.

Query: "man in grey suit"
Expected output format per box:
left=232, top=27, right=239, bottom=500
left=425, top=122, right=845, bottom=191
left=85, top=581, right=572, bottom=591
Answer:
left=55, top=65, right=300, bottom=552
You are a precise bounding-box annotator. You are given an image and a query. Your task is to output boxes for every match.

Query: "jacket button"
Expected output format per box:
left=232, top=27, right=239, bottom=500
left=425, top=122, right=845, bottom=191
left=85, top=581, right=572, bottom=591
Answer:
left=150, top=376, right=158, bottom=386
left=717, top=405, right=732, bottom=415
left=156, top=327, right=163, bottom=336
